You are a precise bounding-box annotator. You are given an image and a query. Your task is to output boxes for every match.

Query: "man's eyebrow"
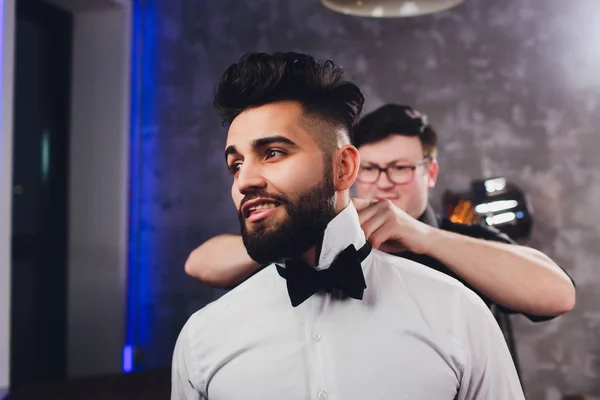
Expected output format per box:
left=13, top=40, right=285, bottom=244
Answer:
left=225, top=135, right=298, bottom=161
left=250, top=135, right=298, bottom=148
left=224, top=145, right=239, bottom=161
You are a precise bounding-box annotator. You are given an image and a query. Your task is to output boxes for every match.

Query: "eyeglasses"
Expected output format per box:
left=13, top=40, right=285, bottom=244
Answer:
left=357, top=157, right=431, bottom=185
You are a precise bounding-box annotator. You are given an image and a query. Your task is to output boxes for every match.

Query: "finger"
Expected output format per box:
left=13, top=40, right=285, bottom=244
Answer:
left=351, top=197, right=375, bottom=212
left=355, top=200, right=387, bottom=225
left=361, top=213, right=387, bottom=242
left=361, top=208, right=393, bottom=236
left=357, top=207, right=380, bottom=226
left=358, top=203, right=396, bottom=232
left=368, top=221, right=397, bottom=250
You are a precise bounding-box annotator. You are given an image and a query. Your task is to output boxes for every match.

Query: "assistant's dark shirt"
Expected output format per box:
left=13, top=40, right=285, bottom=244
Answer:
left=399, top=205, right=560, bottom=322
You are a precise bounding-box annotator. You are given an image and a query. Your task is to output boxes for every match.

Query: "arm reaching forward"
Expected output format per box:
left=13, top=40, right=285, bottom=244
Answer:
left=184, top=234, right=262, bottom=288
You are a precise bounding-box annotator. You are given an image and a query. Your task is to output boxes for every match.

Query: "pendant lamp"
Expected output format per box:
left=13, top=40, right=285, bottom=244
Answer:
left=321, top=0, right=465, bottom=18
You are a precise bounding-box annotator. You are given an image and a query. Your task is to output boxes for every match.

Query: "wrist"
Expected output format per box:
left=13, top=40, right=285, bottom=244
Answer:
left=419, top=225, right=443, bottom=256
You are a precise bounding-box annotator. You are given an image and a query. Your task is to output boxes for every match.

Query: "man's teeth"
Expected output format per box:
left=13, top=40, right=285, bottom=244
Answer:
left=249, top=203, right=278, bottom=211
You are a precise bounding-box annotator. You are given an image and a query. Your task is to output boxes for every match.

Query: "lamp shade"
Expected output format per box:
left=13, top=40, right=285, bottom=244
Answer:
left=321, top=0, right=465, bottom=18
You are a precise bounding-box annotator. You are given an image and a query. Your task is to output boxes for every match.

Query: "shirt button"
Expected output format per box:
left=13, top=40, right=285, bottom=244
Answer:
left=312, top=332, right=322, bottom=341
left=318, top=390, right=328, bottom=399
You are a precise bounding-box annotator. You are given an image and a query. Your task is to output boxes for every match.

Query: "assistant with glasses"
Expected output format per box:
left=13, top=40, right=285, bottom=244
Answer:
left=357, top=156, right=432, bottom=186
left=185, top=103, right=575, bottom=320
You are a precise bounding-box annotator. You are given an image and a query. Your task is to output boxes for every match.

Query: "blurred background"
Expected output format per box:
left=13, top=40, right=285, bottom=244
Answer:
left=0, top=0, right=599, bottom=399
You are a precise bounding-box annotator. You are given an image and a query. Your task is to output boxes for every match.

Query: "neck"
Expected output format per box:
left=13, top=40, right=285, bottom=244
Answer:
left=412, top=202, right=429, bottom=220
left=299, top=191, right=350, bottom=267
left=301, top=238, right=323, bottom=267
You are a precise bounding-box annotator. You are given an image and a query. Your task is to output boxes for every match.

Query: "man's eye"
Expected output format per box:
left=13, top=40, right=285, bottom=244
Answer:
left=229, top=162, right=242, bottom=174
left=361, top=166, right=375, bottom=171
left=266, top=149, right=285, bottom=159
left=393, top=165, right=410, bottom=171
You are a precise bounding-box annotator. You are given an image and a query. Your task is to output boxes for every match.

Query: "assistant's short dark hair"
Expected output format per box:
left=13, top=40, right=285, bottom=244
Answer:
left=354, top=104, right=438, bottom=158
left=214, top=52, right=364, bottom=144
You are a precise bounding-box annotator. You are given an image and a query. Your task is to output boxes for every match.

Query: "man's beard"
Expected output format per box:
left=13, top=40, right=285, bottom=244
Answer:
left=238, top=166, right=336, bottom=264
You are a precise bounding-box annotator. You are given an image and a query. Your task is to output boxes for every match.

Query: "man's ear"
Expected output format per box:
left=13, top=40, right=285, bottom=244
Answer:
left=333, top=144, right=360, bottom=191
left=427, top=159, right=439, bottom=189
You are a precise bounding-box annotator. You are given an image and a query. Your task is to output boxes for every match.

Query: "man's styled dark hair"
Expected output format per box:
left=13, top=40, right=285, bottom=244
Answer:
left=354, top=104, right=439, bottom=159
left=214, top=52, right=364, bottom=148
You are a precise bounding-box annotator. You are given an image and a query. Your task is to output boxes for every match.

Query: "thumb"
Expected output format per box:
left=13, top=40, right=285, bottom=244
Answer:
left=351, top=197, right=374, bottom=212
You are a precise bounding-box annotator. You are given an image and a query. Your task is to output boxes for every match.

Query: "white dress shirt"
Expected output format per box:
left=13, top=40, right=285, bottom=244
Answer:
left=172, top=204, right=524, bottom=400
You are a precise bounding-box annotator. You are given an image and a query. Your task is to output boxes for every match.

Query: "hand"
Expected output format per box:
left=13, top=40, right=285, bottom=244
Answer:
left=352, top=198, right=434, bottom=255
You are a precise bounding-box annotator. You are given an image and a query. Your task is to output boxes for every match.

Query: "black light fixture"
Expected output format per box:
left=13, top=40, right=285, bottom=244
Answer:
left=442, top=177, right=533, bottom=241
left=321, top=0, right=466, bottom=18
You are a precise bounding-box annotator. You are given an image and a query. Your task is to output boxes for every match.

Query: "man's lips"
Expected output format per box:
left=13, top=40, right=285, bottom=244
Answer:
left=246, top=206, right=280, bottom=223
left=241, top=198, right=282, bottom=219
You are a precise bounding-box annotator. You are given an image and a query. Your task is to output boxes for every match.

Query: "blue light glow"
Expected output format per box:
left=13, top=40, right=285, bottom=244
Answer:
left=41, top=130, right=50, bottom=183
left=516, top=211, right=524, bottom=219
left=122, top=344, right=133, bottom=373
left=126, top=0, right=157, bottom=372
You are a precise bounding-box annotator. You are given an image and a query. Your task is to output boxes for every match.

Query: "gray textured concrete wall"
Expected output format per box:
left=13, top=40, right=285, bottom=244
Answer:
left=136, top=0, right=600, bottom=397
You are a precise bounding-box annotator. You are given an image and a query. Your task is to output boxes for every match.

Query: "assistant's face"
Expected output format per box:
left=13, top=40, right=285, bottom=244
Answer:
left=355, top=135, right=437, bottom=219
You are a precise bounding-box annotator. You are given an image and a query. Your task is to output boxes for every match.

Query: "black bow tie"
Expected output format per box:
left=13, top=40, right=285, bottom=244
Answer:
left=276, top=242, right=371, bottom=307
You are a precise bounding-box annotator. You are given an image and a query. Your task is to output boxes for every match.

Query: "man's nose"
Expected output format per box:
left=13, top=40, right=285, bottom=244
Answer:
left=236, top=162, right=267, bottom=195
left=376, top=170, right=395, bottom=189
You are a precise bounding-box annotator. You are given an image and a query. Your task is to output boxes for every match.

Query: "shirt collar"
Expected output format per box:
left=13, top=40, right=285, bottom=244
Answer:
left=316, top=202, right=367, bottom=271
left=275, top=202, right=367, bottom=271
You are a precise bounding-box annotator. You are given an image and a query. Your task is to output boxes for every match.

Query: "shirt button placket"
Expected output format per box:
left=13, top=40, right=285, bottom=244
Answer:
left=313, top=332, right=326, bottom=399
left=308, top=299, right=329, bottom=400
